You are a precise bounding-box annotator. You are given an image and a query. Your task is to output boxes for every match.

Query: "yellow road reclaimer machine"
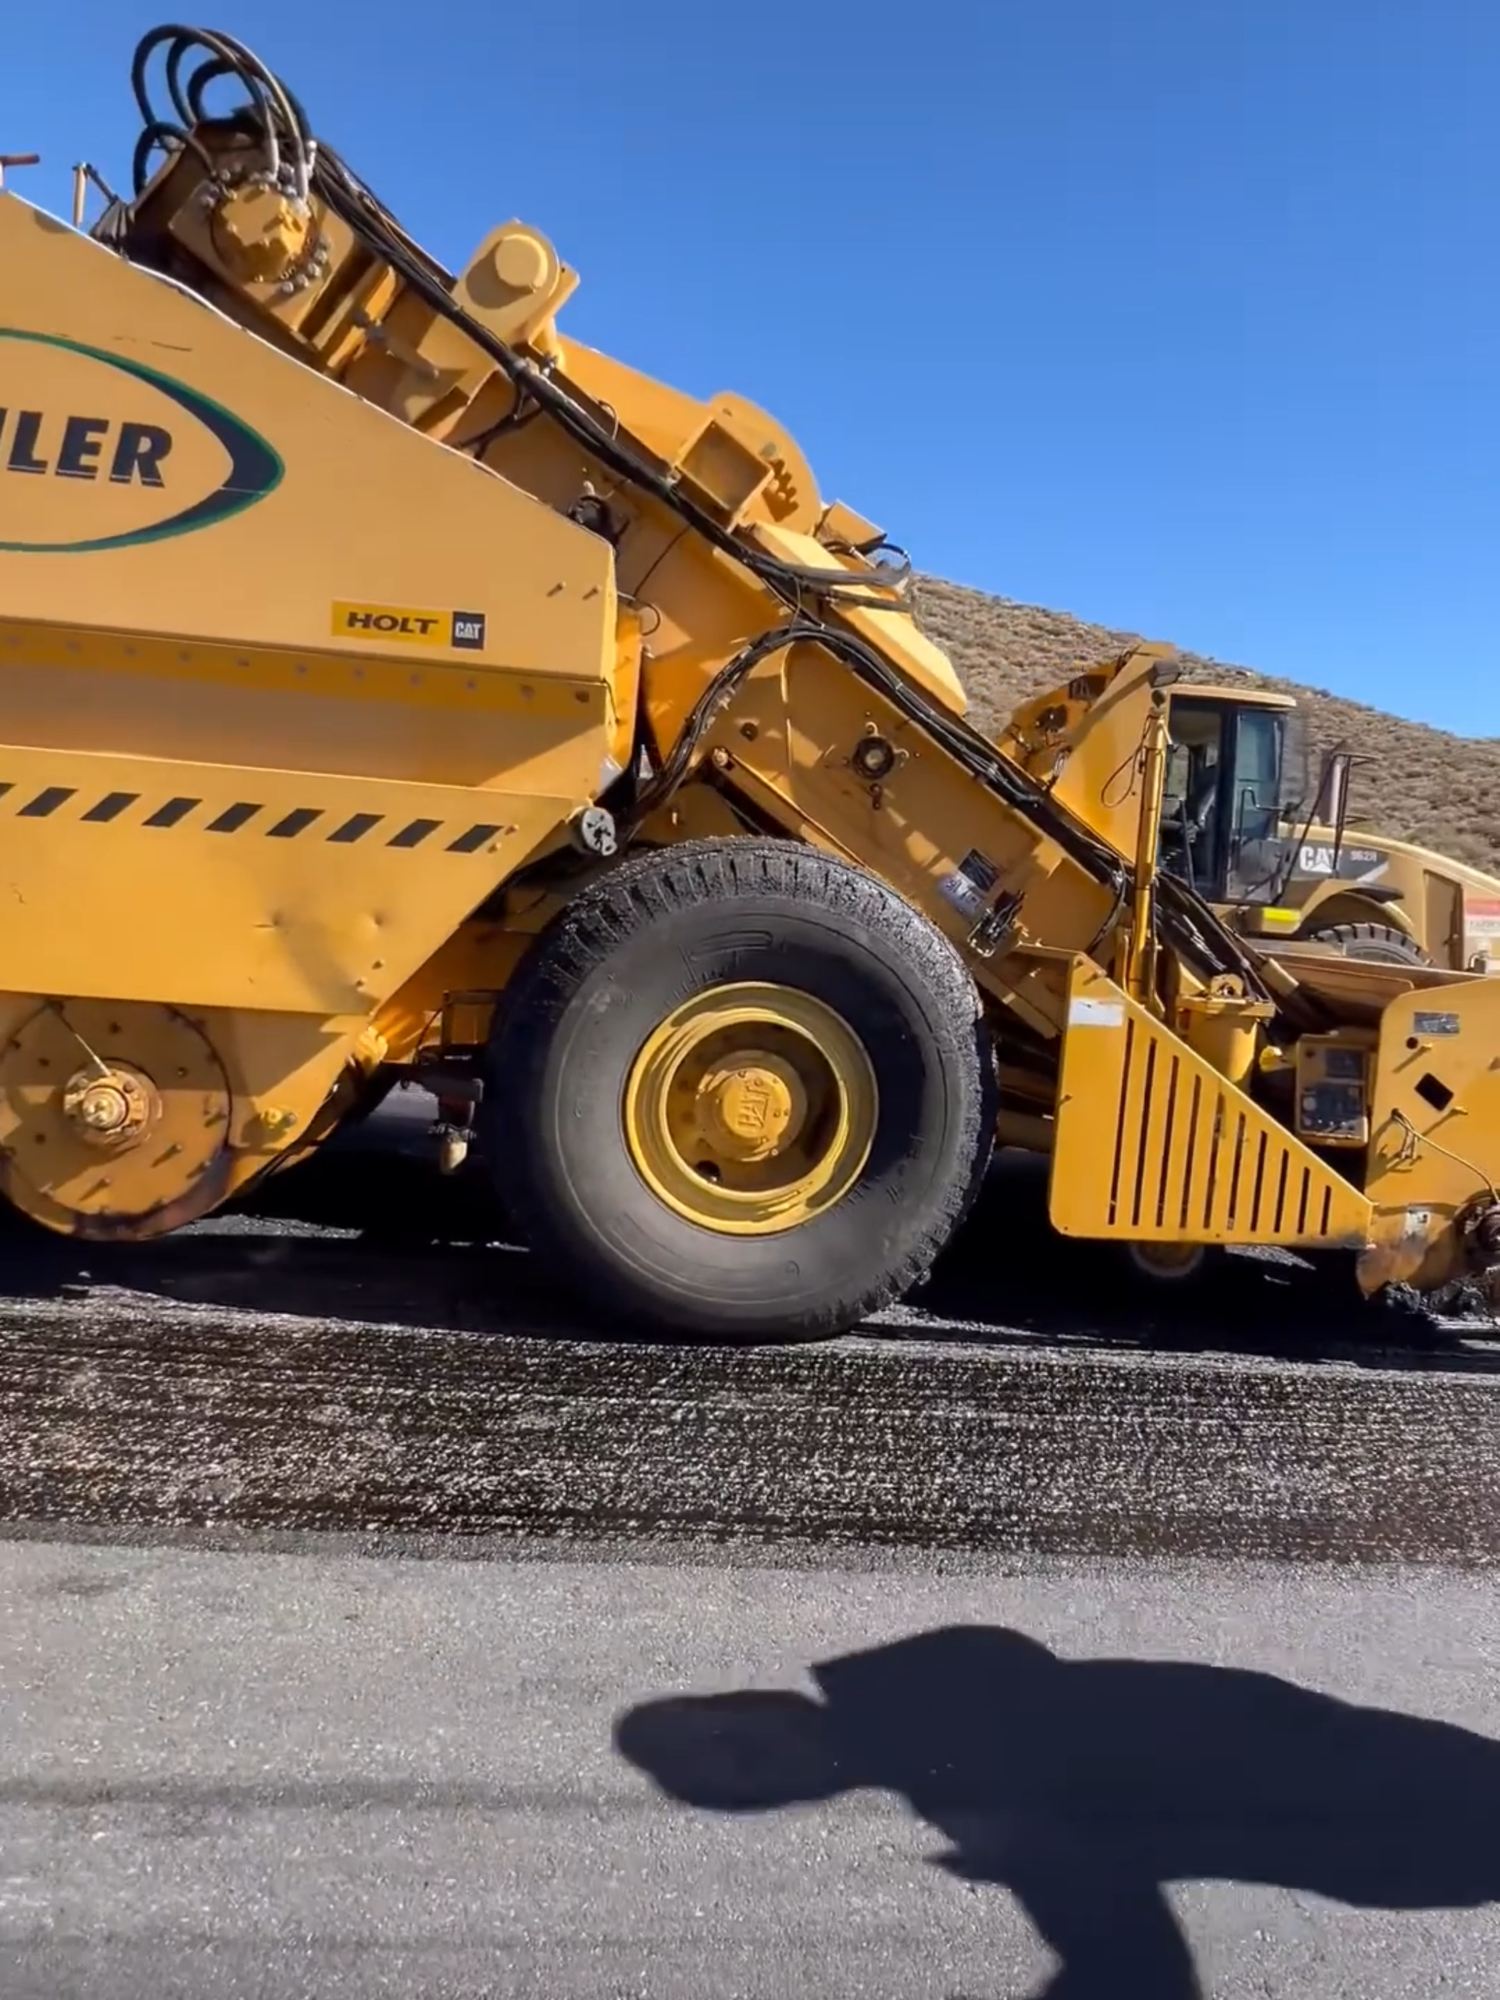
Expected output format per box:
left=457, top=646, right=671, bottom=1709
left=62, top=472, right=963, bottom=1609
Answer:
left=3, top=23, right=1499, bottom=1338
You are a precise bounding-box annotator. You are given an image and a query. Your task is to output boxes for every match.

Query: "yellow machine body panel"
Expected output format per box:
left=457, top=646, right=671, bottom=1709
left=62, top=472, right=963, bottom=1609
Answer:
left=999, top=645, right=1184, bottom=867
left=690, top=646, right=1118, bottom=1038
left=1, top=203, right=620, bottom=694
left=0, top=741, right=576, bottom=1015
left=0, top=188, right=627, bottom=1234
left=745, top=523, right=970, bottom=717
left=0, top=193, right=620, bottom=1010
left=1361, top=972, right=1500, bottom=1289
left=1050, top=958, right=1373, bottom=1249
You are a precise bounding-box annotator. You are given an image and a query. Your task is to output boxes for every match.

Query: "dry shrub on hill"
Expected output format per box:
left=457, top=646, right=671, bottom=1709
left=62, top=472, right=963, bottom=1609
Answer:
left=911, top=575, right=1500, bottom=873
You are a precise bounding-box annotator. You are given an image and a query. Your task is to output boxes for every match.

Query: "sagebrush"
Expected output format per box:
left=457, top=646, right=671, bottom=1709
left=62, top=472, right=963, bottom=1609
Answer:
left=912, top=576, right=1500, bottom=873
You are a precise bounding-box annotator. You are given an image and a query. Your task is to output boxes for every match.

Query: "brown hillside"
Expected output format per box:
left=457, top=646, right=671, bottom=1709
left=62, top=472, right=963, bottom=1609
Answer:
left=911, top=575, right=1500, bottom=874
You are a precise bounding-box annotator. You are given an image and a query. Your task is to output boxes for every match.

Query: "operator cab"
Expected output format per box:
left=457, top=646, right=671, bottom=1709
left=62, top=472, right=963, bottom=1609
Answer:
left=1157, top=690, right=1309, bottom=905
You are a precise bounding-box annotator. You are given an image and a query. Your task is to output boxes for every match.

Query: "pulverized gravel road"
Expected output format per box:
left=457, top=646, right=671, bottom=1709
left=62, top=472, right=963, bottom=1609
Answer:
left=2, top=1104, right=1498, bottom=1999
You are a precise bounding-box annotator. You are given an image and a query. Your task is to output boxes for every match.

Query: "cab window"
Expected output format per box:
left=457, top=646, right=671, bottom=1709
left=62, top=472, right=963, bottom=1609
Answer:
left=1158, top=702, right=1227, bottom=893
left=1222, top=708, right=1286, bottom=902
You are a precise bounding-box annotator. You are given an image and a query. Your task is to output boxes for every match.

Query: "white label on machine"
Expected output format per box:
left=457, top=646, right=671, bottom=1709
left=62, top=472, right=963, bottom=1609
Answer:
left=937, top=870, right=987, bottom=918
left=1464, top=897, right=1500, bottom=939
left=1068, top=996, right=1126, bottom=1027
left=936, top=847, right=1000, bottom=921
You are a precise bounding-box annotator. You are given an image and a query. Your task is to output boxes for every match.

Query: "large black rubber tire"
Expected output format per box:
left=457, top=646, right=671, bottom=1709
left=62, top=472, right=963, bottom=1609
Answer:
left=481, top=838, right=998, bottom=1342
left=1299, top=920, right=1431, bottom=967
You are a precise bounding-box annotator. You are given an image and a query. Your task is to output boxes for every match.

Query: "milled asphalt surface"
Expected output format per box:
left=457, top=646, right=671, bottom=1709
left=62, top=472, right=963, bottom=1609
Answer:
left=2, top=1089, right=1498, bottom=1997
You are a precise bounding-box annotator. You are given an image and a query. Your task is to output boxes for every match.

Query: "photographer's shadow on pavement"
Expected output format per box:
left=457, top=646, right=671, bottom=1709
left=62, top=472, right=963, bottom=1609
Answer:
left=613, top=1623, right=1500, bottom=2000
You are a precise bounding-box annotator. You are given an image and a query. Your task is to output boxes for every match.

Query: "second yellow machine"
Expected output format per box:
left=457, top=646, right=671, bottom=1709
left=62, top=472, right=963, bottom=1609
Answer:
left=3, top=23, right=1500, bottom=1337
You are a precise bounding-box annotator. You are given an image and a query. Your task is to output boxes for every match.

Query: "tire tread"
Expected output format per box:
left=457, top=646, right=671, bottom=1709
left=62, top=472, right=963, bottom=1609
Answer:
left=1301, top=920, right=1431, bottom=966
left=483, top=838, right=996, bottom=1340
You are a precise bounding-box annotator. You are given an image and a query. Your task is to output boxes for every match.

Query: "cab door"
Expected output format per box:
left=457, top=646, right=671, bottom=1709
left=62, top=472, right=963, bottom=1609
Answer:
left=1220, top=705, right=1289, bottom=905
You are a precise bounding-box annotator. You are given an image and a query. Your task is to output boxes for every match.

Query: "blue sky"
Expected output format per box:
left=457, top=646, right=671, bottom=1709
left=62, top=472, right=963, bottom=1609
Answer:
left=7, top=2, right=1497, bottom=733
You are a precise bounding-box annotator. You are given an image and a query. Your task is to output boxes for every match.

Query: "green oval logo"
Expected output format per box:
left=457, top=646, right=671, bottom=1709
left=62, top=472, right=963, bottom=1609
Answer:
left=0, top=329, right=283, bottom=554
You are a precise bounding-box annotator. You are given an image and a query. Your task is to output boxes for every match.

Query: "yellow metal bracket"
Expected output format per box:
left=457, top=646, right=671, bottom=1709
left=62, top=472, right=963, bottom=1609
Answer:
left=1050, top=958, right=1372, bottom=1248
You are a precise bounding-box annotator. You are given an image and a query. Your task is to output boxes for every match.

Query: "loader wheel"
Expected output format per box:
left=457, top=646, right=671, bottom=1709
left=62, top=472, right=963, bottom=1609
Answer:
left=1299, top=920, right=1431, bottom=968
left=482, top=839, right=998, bottom=1341
left=1122, top=1241, right=1217, bottom=1288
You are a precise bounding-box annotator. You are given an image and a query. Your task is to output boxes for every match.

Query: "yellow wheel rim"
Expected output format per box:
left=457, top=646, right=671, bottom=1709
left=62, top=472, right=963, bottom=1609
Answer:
left=622, top=982, right=879, bottom=1235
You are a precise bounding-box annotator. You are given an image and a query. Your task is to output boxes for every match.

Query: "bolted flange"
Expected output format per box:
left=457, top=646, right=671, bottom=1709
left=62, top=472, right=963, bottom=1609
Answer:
left=210, top=180, right=313, bottom=284
left=61, top=1065, right=156, bottom=1148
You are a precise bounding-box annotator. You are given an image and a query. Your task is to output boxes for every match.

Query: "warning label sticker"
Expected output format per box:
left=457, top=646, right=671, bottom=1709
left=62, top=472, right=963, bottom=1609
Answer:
left=937, top=848, right=999, bottom=920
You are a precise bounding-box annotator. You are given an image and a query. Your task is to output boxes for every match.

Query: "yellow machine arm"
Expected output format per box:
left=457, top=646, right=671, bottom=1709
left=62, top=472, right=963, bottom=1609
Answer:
left=90, top=25, right=1274, bottom=1024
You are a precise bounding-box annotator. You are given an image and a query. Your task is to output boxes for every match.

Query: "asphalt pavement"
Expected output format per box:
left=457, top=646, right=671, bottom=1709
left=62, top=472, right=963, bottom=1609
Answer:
left=2, top=1094, right=1498, bottom=1998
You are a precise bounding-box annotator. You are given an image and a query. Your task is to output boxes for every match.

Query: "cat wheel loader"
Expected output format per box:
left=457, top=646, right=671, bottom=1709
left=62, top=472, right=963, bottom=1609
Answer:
left=4, top=23, right=1500, bottom=1340
left=999, top=658, right=1500, bottom=976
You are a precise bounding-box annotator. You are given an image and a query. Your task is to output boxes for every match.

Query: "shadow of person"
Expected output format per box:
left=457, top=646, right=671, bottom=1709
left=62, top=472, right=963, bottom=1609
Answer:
left=613, top=1624, right=1500, bottom=1999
